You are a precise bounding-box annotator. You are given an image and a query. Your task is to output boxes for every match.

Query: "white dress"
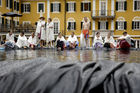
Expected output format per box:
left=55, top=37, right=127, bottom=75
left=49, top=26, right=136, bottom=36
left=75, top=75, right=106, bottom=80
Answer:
left=16, top=35, right=28, bottom=48
left=28, top=36, right=37, bottom=45
left=104, top=36, right=116, bottom=46
left=46, top=22, right=54, bottom=43
left=67, top=35, right=78, bottom=44
left=6, top=33, right=15, bottom=43
left=36, top=20, right=46, bottom=40
left=93, top=36, right=103, bottom=46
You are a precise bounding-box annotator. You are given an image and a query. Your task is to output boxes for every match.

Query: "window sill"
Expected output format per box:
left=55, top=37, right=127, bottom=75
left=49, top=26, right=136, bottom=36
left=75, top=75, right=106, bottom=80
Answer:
left=67, top=11, right=75, bottom=13
left=51, top=12, right=60, bottom=13
left=133, top=10, right=140, bottom=12
left=67, top=30, right=76, bottom=31
left=116, top=29, right=126, bottom=31
left=132, top=29, right=140, bottom=31
left=23, top=12, right=30, bottom=14
left=81, top=11, right=91, bottom=13
left=116, top=10, right=126, bottom=12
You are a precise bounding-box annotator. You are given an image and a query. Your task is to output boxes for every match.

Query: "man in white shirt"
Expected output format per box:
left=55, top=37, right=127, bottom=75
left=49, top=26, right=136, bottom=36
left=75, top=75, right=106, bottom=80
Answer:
left=16, top=32, right=28, bottom=48
left=6, top=31, right=15, bottom=43
left=67, top=32, right=79, bottom=49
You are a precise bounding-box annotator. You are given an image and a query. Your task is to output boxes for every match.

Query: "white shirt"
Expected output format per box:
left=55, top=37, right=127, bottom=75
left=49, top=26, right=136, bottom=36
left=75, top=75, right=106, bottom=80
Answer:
left=28, top=36, right=37, bottom=45
left=67, top=35, right=78, bottom=44
left=6, top=33, right=15, bottom=42
left=105, top=36, right=116, bottom=46
left=93, top=35, right=103, bottom=46
left=56, top=36, right=66, bottom=42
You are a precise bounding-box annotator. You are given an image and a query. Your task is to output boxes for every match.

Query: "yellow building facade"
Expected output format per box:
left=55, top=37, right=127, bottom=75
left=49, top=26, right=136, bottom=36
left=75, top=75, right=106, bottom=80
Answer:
left=0, top=0, right=140, bottom=45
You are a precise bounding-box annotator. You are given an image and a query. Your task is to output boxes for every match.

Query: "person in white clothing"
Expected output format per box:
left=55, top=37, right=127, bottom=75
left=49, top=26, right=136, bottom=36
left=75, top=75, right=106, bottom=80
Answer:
left=36, top=17, right=46, bottom=47
left=67, top=32, right=79, bottom=49
left=28, top=32, right=37, bottom=49
left=6, top=31, right=15, bottom=43
left=104, top=32, right=116, bottom=48
left=117, top=32, right=131, bottom=49
left=56, top=32, right=66, bottom=51
left=46, top=18, right=54, bottom=48
left=93, top=32, right=103, bottom=48
left=16, top=32, right=28, bottom=48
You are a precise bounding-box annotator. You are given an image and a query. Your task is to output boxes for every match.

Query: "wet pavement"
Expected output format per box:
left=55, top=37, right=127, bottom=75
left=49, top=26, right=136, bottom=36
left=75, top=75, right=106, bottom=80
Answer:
left=0, top=49, right=140, bottom=63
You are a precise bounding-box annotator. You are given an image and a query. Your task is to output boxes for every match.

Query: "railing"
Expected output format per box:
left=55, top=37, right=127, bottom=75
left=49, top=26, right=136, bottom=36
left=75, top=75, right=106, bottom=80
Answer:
left=92, top=10, right=115, bottom=19
left=0, top=24, right=36, bottom=32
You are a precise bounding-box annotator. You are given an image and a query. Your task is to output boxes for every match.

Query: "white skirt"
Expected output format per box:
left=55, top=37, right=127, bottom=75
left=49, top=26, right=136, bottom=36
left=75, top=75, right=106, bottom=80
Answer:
left=46, top=29, right=54, bottom=43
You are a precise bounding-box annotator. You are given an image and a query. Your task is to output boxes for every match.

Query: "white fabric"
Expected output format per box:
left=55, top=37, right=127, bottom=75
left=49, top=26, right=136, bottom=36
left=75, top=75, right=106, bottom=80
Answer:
left=36, top=20, right=46, bottom=40
left=46, top=22, right=54, bottom=43
left=93, top=36, right=103, bottom=46
left=56, top=36, right=66, bottom=43
left=6, top=33, right=15, bottom=43
left=16, top=35, right=28, bottom=48
left=119, top=34, right=131, bottom=44
left=67, top=35, right=78, bottom=44
left=104, top=36, right=116, bottom=46
left=80, top=33, right=86, bottom=47
left=28, top=36, right=37, bottom=45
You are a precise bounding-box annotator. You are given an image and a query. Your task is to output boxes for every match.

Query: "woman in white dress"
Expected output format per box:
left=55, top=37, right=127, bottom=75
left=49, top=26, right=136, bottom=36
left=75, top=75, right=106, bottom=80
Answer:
left=46, top=18, right=54, bottom=48
left=93, top=32, right=103, bottom=48
left=16, top=32, right=28, bottom=48
left=104, top=32, right=116, bottom=48
left=35, top=17, right=46, bottom=47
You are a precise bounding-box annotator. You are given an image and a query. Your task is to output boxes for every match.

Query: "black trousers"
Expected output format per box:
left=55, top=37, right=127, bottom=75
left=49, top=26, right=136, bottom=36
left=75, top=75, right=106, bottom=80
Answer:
left=56, top=40, right=64, bottom=50
left=104, top=43, right=110, bottom=48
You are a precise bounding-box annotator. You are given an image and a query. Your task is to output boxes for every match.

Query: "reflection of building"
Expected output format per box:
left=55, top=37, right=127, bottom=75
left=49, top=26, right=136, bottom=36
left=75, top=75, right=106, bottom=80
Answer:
left=0, top=0, right=140, bottom=46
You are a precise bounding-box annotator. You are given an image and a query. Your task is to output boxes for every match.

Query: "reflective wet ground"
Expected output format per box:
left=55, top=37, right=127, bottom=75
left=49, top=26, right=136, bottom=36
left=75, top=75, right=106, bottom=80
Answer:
left=0, top=49, right=140, bottom=63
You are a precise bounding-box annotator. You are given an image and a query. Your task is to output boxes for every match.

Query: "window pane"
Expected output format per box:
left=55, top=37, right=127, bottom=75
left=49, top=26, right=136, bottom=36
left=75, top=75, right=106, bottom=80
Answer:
left=39, top=3, right=44, bottom=12
left=84, top=3, right=89, bottom=11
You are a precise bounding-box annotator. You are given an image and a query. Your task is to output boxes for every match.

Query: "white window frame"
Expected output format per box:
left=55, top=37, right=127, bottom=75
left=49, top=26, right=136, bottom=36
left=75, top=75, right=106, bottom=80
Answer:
left=99, top=0, right=107, bottom=16
left=22, top=3, right=30, bottom=13
left=52, top=2, right=60, bottom=13
left=81, top=1, right=91, bottom=12
left=23, top=21, right=31, bottom=26
left=117, top=1, right=125, bottom=11
left=37, top=2, right=45, bottom=13
left=133, top=0, right=140, bottom=11
left=53, top=18, right=60, bottom=35
left=67, top=1, right=75, bottom=13
left=0, top=0, right=2, bottom=7
left=67, top=18, right=75, bottom=31
left=6, top=0, right=10, bottom=9
left=100, top=21, right=107, bottom=30
left=133, top=21, right=140, bottom=30
left=117, top=21, right=125, bottom=30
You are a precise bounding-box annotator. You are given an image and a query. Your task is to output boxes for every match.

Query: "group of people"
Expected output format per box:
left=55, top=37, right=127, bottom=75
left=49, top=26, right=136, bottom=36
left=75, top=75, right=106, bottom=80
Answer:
left=0, top=16, right=133, bottom=50
left=93, top=31, right=132, bottom=49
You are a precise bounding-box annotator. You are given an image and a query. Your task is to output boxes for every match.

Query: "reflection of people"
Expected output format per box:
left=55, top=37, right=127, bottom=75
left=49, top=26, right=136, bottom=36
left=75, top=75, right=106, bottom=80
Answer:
left=104, top=32, right=116, bottom=48
left=67, top=32, right=79, bottom=49
left=82, top=17, right=90, bottom=47
left=56, top=32, right=66, bottom=51
left=117, top=32, right=131, bottom=49
left=46, top=18, right=54, bottom=48
left=36, top=16, right=46, bottom=47
left=16, top=32, right=28, bottom=48
left=93, top=32, right=103, bottom=48
left=28, top=32, right=37, bottom=49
